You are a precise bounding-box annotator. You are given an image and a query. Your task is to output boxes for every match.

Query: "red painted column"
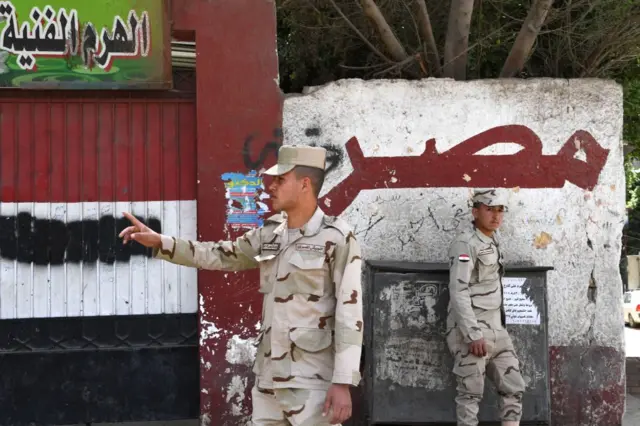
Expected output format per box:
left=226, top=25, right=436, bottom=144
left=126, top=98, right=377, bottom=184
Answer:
left=172, top=1, right=282, bottom=424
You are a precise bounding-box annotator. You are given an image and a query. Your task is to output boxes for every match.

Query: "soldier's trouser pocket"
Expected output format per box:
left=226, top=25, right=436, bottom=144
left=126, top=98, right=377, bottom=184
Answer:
left=452, top=358, right=485, bottom=426
left=453, top=359, right=485, bottom=396
left=251, top=386, right=337, bottom=426
left=251, top=386, right=287, bottom=426
left=486, top=331, right=525, bottom=421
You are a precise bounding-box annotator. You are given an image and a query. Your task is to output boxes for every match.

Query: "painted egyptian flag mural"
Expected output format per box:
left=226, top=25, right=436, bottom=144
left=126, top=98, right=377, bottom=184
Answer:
left=0, top=97, right=198, bottom=319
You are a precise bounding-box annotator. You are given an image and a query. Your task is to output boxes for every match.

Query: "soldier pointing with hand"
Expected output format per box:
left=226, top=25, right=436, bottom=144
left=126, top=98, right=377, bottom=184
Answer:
left=119, top=145, right=363, bottom=426
left=446, top=189, right=526, bottom=426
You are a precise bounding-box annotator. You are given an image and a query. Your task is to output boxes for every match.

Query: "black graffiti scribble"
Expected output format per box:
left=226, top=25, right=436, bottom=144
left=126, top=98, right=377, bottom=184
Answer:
left=305, top=128, right=321, bottom=137
left=426, top=196, right=467, bottom=232
left=243, top=128, right=283, bottom=170
left=0, top=212, right=161, bottom=265
left=305, top=127, right=344, bottom=173
left=242, top=128, right=344, bottom=174
left=319, top=125, right=610, bottom=217
left=309, top=143, right=344, bottom=174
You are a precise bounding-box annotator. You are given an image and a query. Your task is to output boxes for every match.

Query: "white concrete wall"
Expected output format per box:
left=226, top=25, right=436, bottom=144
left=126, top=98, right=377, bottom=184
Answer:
left=283, top=78, right=625, bottom=351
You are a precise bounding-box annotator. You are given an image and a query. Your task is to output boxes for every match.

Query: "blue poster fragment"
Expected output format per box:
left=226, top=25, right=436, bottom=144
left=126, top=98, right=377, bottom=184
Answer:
left=221, top=171, right=270, bottom=230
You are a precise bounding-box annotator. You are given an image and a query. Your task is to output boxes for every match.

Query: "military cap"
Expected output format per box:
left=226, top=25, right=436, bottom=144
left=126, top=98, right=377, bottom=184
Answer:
left=471, top=188, right=509, bottom=211
left=263, top=145, right=326, bottom=176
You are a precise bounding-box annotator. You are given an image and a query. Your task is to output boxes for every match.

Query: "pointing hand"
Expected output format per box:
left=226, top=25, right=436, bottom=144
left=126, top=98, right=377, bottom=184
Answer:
left=119, top=212, right=162, bottom=249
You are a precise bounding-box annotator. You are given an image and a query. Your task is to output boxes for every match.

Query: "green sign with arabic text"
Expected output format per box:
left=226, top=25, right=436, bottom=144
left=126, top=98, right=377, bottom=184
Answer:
left=0, top=0, right=172, bottom=89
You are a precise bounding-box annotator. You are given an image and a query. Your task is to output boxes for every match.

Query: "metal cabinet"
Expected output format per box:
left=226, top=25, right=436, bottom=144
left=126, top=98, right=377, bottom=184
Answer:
left=363, top=261, right=551, bottom=425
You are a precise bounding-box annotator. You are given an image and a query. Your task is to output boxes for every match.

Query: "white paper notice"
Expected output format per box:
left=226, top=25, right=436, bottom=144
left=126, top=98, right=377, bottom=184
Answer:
left=503, top=277, right=540, bottom=325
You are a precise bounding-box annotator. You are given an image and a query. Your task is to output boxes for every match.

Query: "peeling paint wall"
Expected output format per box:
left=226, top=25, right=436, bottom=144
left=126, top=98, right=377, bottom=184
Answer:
left=215, top=78, right=624, bottom=424
left=175, top=0, right=284, bottom=423
left=280, top=78, right=625, bottom=425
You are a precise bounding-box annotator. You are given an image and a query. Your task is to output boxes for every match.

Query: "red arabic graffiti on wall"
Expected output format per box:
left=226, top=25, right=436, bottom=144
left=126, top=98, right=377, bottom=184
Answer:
left=317, top=124, right=609, bottom=217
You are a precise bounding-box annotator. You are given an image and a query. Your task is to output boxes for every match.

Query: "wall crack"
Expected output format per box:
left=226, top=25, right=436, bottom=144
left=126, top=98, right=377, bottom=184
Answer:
left=584, top=229, right=597, bottom=346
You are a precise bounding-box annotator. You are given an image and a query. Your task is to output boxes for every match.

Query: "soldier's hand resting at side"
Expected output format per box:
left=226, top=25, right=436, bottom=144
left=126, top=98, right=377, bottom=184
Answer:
left=119, top=212, right=162, bottom=249
left=323, top=384, right=352, bottom=425
left=469, top=338, right=487, bottom=357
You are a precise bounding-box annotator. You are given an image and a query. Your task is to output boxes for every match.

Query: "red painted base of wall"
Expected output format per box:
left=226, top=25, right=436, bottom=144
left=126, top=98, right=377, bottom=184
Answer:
left=550, top=345, right=625, bottom=426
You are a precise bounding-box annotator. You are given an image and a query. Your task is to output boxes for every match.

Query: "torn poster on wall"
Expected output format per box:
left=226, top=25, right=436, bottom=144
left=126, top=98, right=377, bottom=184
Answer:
left=222, top=171, right=270, bottom=230
left=503, top=277, right=541, bottom=325
left=0, top=0, right=171, bottom=89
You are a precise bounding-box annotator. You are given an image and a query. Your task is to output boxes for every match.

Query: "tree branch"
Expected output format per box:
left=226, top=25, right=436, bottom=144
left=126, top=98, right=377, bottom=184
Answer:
left=360, top=0, right=409, bottom=62
left=415, top=0, right=442, bottom=76
left=373, top=53, right=420, bottom=76
left=500, top=0, right=555, bottom=78
left=329, top=0, right=394, bottom=64
left=443, top=0, right=476, bottom=80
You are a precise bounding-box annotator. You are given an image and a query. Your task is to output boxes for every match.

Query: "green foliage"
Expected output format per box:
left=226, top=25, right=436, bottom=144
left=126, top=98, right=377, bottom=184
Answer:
left=276, top=0, right=640, bottom=92
left=625, top=159, right=640, bottom=255
left=626, top=160, right=640, bottom=204
left=623, top=70, right=640, bottom=158
left=276, top=0, right=640, bottom=262
left=621, top=72, right=640, bottom=261
left=622, top=66, right=640, bottom=257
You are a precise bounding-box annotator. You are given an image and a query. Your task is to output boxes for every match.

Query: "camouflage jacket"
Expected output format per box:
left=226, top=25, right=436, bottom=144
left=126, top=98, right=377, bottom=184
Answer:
left=446, top=225, right=505, bottom=343
left=154, top=207, right=363, bottom=390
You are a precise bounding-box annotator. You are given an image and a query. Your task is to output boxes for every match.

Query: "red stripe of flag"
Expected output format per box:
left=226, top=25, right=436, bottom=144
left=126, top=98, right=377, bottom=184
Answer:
left=0, top=99, right=197, bottom=203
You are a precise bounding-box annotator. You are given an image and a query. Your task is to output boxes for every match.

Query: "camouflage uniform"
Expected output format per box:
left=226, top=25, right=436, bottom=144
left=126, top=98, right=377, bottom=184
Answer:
left=154, top=146, right=363, bottom=426
left=446, top=189, right=525, bottom=426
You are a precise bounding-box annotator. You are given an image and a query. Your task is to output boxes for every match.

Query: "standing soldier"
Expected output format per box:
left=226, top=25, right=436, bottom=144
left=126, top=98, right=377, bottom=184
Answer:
left=446, top=189, right=525, bottom=426
left=119, top=146, right=363, bottom=426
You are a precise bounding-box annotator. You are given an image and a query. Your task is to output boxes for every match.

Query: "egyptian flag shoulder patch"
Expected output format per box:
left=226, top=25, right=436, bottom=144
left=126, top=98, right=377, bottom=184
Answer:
left=458, top=254, right=470, bottom=262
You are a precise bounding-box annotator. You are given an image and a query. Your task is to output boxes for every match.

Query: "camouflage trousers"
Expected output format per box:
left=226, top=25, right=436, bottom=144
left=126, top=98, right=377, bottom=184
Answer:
left=251, top=386, right=339, bottom=426
left=446, top=327, right=525, bottom=426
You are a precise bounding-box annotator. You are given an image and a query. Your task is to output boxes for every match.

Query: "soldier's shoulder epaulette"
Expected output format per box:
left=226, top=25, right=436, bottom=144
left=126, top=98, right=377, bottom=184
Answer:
left=264, top=213, right=286, bottom=224
left=322, top=215, right=353, bottom=236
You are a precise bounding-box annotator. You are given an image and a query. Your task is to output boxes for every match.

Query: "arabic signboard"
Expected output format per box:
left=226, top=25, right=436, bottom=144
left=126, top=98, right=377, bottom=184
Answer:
left=0, top=0, right=172, bottom=89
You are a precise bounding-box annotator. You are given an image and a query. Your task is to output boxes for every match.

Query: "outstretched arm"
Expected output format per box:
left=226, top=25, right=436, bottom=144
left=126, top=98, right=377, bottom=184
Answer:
left=120, top=212, right=259, bottom=271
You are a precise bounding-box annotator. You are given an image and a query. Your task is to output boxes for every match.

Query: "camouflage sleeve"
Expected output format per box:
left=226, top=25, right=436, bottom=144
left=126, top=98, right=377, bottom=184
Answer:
left=448, top=241, right=482, bottom=343
left=153, top=228, right=261, bottom=272
left=331, top=231, right=363, bottom=386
